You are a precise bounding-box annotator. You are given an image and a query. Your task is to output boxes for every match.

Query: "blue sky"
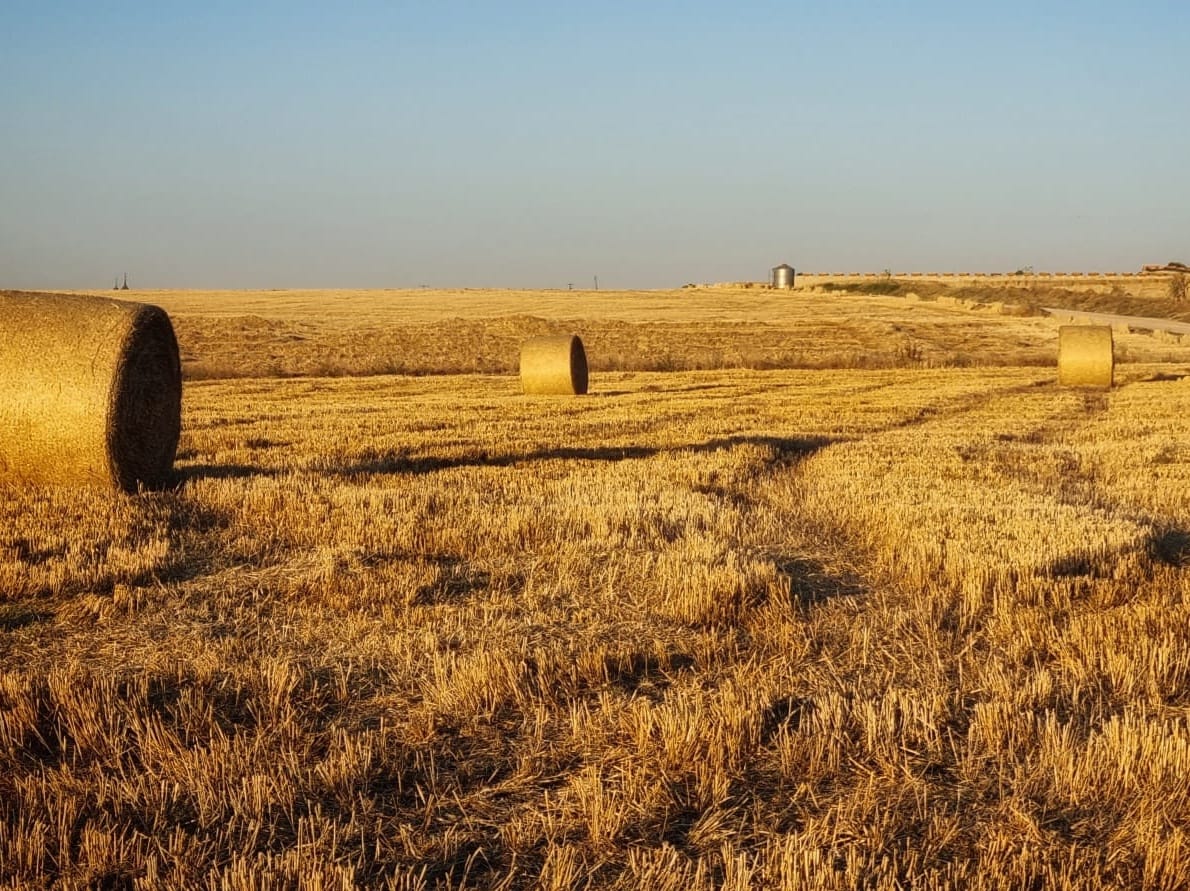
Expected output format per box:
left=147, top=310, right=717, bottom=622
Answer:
left=2, top=1, right=1187, bottom=289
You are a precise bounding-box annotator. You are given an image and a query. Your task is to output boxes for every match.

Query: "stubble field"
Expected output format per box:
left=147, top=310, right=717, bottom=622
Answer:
left=2, top=286, right=1190, bottom=889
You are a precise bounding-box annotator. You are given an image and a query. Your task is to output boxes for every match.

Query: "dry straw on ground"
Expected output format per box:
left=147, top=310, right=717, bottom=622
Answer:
left=0, top=292, right=182, bottom=491
left=1057, top=325, right=1114, bottom=388
left=520, top=334, right=589, bottom=395
left=3, top=288, right=1190, bottom=887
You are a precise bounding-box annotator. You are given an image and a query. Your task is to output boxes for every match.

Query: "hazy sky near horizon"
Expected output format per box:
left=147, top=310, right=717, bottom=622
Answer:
left=2, top=1, right=1188, bottom=289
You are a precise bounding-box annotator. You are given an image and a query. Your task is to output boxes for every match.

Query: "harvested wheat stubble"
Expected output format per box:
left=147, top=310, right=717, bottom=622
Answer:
left=520, top=334, right=589, bottom=395
left=1058, top=325, right=1113, bottom=388
left=0, top=292, right=182, bottom=491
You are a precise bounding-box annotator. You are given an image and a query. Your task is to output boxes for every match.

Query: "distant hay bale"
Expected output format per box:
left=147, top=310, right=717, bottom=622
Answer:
left=0, top=293, right=182, bottom=491
left=1058, top=325, right=1113, bottom=388
left=520, top=334, right=588, bottom=395
left=999, top=302, right=1032, bottom=316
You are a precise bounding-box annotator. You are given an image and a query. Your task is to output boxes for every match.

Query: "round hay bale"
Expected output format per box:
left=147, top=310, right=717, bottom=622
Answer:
left=1058, top=325, right=1113, bottom=389
left=520, top=334, right=588, bottom=395
left=0, top=293, right=182, bottom=491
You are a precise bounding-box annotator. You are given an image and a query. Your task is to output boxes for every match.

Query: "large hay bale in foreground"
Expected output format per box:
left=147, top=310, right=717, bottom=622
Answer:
left=0, top=293, right=182, bottom=490
left=1058, top=325, right=1113, bottom=388
left=520, top=334, right=588, bottom=395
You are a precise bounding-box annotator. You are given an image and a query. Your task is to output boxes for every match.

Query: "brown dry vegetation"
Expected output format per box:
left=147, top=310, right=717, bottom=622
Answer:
left=34, top=285, right=1190, bottom=381
left=3, top=288, right=1190, bottom=888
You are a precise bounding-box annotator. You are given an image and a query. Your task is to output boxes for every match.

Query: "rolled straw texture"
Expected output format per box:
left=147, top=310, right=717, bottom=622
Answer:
left=0, top=293, right=182, bottom=491
left=520, top=334, right=588, bottom=395
left=1057, top=325, right=1113, bottom=389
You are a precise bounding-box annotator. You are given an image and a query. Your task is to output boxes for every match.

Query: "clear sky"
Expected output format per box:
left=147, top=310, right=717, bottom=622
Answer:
left=2, top=1, right=1188, bottom=289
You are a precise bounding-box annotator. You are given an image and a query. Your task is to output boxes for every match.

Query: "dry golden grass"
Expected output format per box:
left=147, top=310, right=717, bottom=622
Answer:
left=46, top=286, right=1190, bottom=380
left=3, top=288, right=1190, bottom=888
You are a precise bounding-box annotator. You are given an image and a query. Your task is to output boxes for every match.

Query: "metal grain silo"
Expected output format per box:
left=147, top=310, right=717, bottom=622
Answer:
left=771, top=264, right=795, bottom=289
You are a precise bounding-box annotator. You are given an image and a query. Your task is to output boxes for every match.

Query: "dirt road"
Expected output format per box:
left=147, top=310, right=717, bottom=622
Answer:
left=1043, top=306, right=1190, bottom=335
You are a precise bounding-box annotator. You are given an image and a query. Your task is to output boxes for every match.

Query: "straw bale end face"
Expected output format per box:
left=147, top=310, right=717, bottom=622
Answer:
left=0, top=293, right=183, bottom=491
left=520, top=335, right=589, bottom=395
left=1057, top=325, right=1113, bottom=389
left=108, top=304, right=183, bottom=490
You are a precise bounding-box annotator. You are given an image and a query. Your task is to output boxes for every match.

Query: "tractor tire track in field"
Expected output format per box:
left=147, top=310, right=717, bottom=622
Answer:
left=971, top=392, right=1190, bottom=572
left=776, top=378, right=1154, bottom=605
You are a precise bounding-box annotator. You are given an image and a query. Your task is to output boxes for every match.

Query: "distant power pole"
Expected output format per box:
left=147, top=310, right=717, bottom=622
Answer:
left=593, top=275, right=599, bottom=291
left=121, top=273, right=129, bottom=290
